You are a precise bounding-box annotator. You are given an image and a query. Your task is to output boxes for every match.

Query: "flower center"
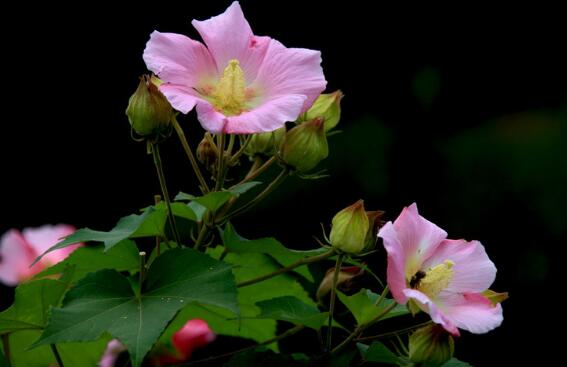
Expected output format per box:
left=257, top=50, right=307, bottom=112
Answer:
left=211, top=59, right=247, bottom=116
left=411, top=260, right=454, bottom=298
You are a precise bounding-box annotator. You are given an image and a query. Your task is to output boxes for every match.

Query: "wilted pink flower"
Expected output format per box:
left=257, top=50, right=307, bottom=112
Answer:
left=0, top=224, right=81, bottom=286
left=99, top=339, right=126, bottom=367
left=159, top=319, right=215, bottom=365
left=378, top=204, right=503, bottom=335
left=143, top=1, right=326, bottom=134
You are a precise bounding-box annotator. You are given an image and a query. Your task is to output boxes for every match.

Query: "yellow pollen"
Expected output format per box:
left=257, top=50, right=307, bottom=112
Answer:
left=417, top=260, right=454, bottom=298
left=211, top=59, right=246, bottom=116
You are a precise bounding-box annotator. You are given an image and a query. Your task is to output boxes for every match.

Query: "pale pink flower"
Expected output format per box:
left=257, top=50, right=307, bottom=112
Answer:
left=159, top=319, right=215, bottom=365
left=143, top=1, right=326, bottom=134
left=99, top=339, right=126, bottom=367
left=0, top=224, right=81, bottom=286
left=378, top=204, right=503, bottom=335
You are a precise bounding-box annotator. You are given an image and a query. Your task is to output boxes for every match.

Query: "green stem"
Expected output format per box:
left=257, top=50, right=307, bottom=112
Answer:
left=214, top=133, right=226, bottom=191
left=226, top=134, right=236, bottom=157
left=237, top=249, right=335, bottom=287
left=193, top=220, right=209, bottom=250
left=180, top=325, right=305, bottom=366
left=172, top=117, right=210, bottom=193
left=152, top=144, right=182, bottom=247
left=356, top=321, right=433, bottom=342
left=230, top=156, right=277, bottom=188
left=330, top=302, right=398, bottom=355
left=374, top=285, right=389, bottom=307
left=154, top=195, right=162, bottom=256
left=50, top=344, right=64, bottom=367
left=218, top=168, right=289, bottom=223
left=228, top=135, right=252, bottom=166
left=139, top=251, right=146, bottom=293
left=2, top=334, right=10, bottom=365
left=326, top=253, right=344, bottom=351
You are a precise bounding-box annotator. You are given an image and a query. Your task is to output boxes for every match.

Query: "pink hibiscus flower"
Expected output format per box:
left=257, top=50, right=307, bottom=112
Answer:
left=158, top=319, right=215, bottom=365
left=378, top=204, right=503, bottom=335
left=143, top=1, right=326, bottom=134
left=0, top=224, right=81, bottom=286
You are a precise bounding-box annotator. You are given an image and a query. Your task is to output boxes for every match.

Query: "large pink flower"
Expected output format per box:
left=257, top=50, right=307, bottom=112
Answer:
left=378, top=204, right=503, bottom=335
left=0, top=224, right=81, bottom=286
left=143, top=1, right=326, bottom=134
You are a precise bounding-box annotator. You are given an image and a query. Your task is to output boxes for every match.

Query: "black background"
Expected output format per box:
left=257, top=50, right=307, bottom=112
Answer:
left=1, top=1, right=566, bottom=365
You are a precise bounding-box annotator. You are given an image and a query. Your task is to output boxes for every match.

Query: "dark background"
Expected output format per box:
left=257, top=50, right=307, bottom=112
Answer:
left=1, top=1, right=565, bottom=364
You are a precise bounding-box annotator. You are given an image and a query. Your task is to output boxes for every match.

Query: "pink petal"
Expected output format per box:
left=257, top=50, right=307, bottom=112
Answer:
left=379, top=222, right=410, bottom=304
left=438, top=292, right=503, bottom=334
left=22, top=224, right=80, bottom=266
left=250, top=39, right=326, bottom=112
left=379, top=203, right=447, bottom=303
left=172, top=319, right=215, bottom=360
left=191, top=2, right=270, bottom=83
left=196, top=94, right=307, bottom=134
left=98, top=339, right=126, bottom=367
left=0, top=230, right=37, bottom=286
left=403, top=288, right=460, bottom=336
left=394, top=203, right=447, bottom=271
left=143, top=31, right=217, bottom=89
left=423, top=239, right=497, bottom=293
left=159, top=84, right=203, bottom=114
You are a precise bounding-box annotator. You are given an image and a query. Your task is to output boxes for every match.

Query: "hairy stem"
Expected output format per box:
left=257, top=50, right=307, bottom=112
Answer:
left=50, top=344, right=64, bottom=367
left=214, top=133, right=226, bottom=191
left=237, top=249, right=335, bottom=287
left=331, top=302, right=398, bottom=355
left=172, top=118, right=210, bottom=193
left=152, top=143, right=182, bottom=246
left=326, top=253, right=344, bottom=351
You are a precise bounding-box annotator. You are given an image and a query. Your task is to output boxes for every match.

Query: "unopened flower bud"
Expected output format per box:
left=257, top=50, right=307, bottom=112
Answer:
left=329, top=200, right=369, bottom=254
left=409, top=324, right=454, bottom=366
left=245, top=127, right=286, bottom=158
left=316, top=265, right=364, bottom=302
left=364, top=210, right=385, bottom=250
left=304, top=90, right=343, bottom=131
left=197, top=134, right=218, bottom=172
left=126, top=75, right=173, bottom=136
left=280, top=118, right=328, bottom=172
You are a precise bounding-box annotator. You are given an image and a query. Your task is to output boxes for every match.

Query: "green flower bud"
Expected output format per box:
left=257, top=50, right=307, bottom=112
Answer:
left=245, top=127, right=286, bottom=158
left=304, top=90, right=343, bottom=131
left=126, top=75, right=173, bottom=136
left=280, top=118, right=328, bottom=172
left=409, top=324, right=454, bottom=367
left=330, top=200, right=370, bottom=254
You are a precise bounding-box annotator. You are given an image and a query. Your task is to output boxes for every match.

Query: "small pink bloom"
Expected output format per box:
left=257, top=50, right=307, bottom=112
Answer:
left=99, top=339, right=126, bottom=367
left=0, top=224, right=81, bottom=286
left=159, top=319, right=215, bottom=365
left=143, top=1, right=326, bottom=134
left=378, top=204, right=503, bottom=335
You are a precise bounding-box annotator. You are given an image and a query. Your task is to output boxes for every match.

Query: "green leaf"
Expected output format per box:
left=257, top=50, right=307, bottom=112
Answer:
left=337, top=289, right=409, bottom=326
left=174, top=182, right=261, bottom=214
left=228, top=181, right=262, bottom=195
left=0, top=277, right=71, bottom=334
left=34, top=248, right=238, bottom=367
left=160, top=246, right=316, bottom=351
left=256, top=296, right=329, bottom=330
left=442, top=358, right=473, bottom=367
left=36, top=241, right=140, bottom=283
left=5, top=330, right=109, bottom=367
left=222, top=223, right=327, bottom=282
left=34, top=206, right=167, bottom=264
left=357, top=341, right=400, bottom=364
